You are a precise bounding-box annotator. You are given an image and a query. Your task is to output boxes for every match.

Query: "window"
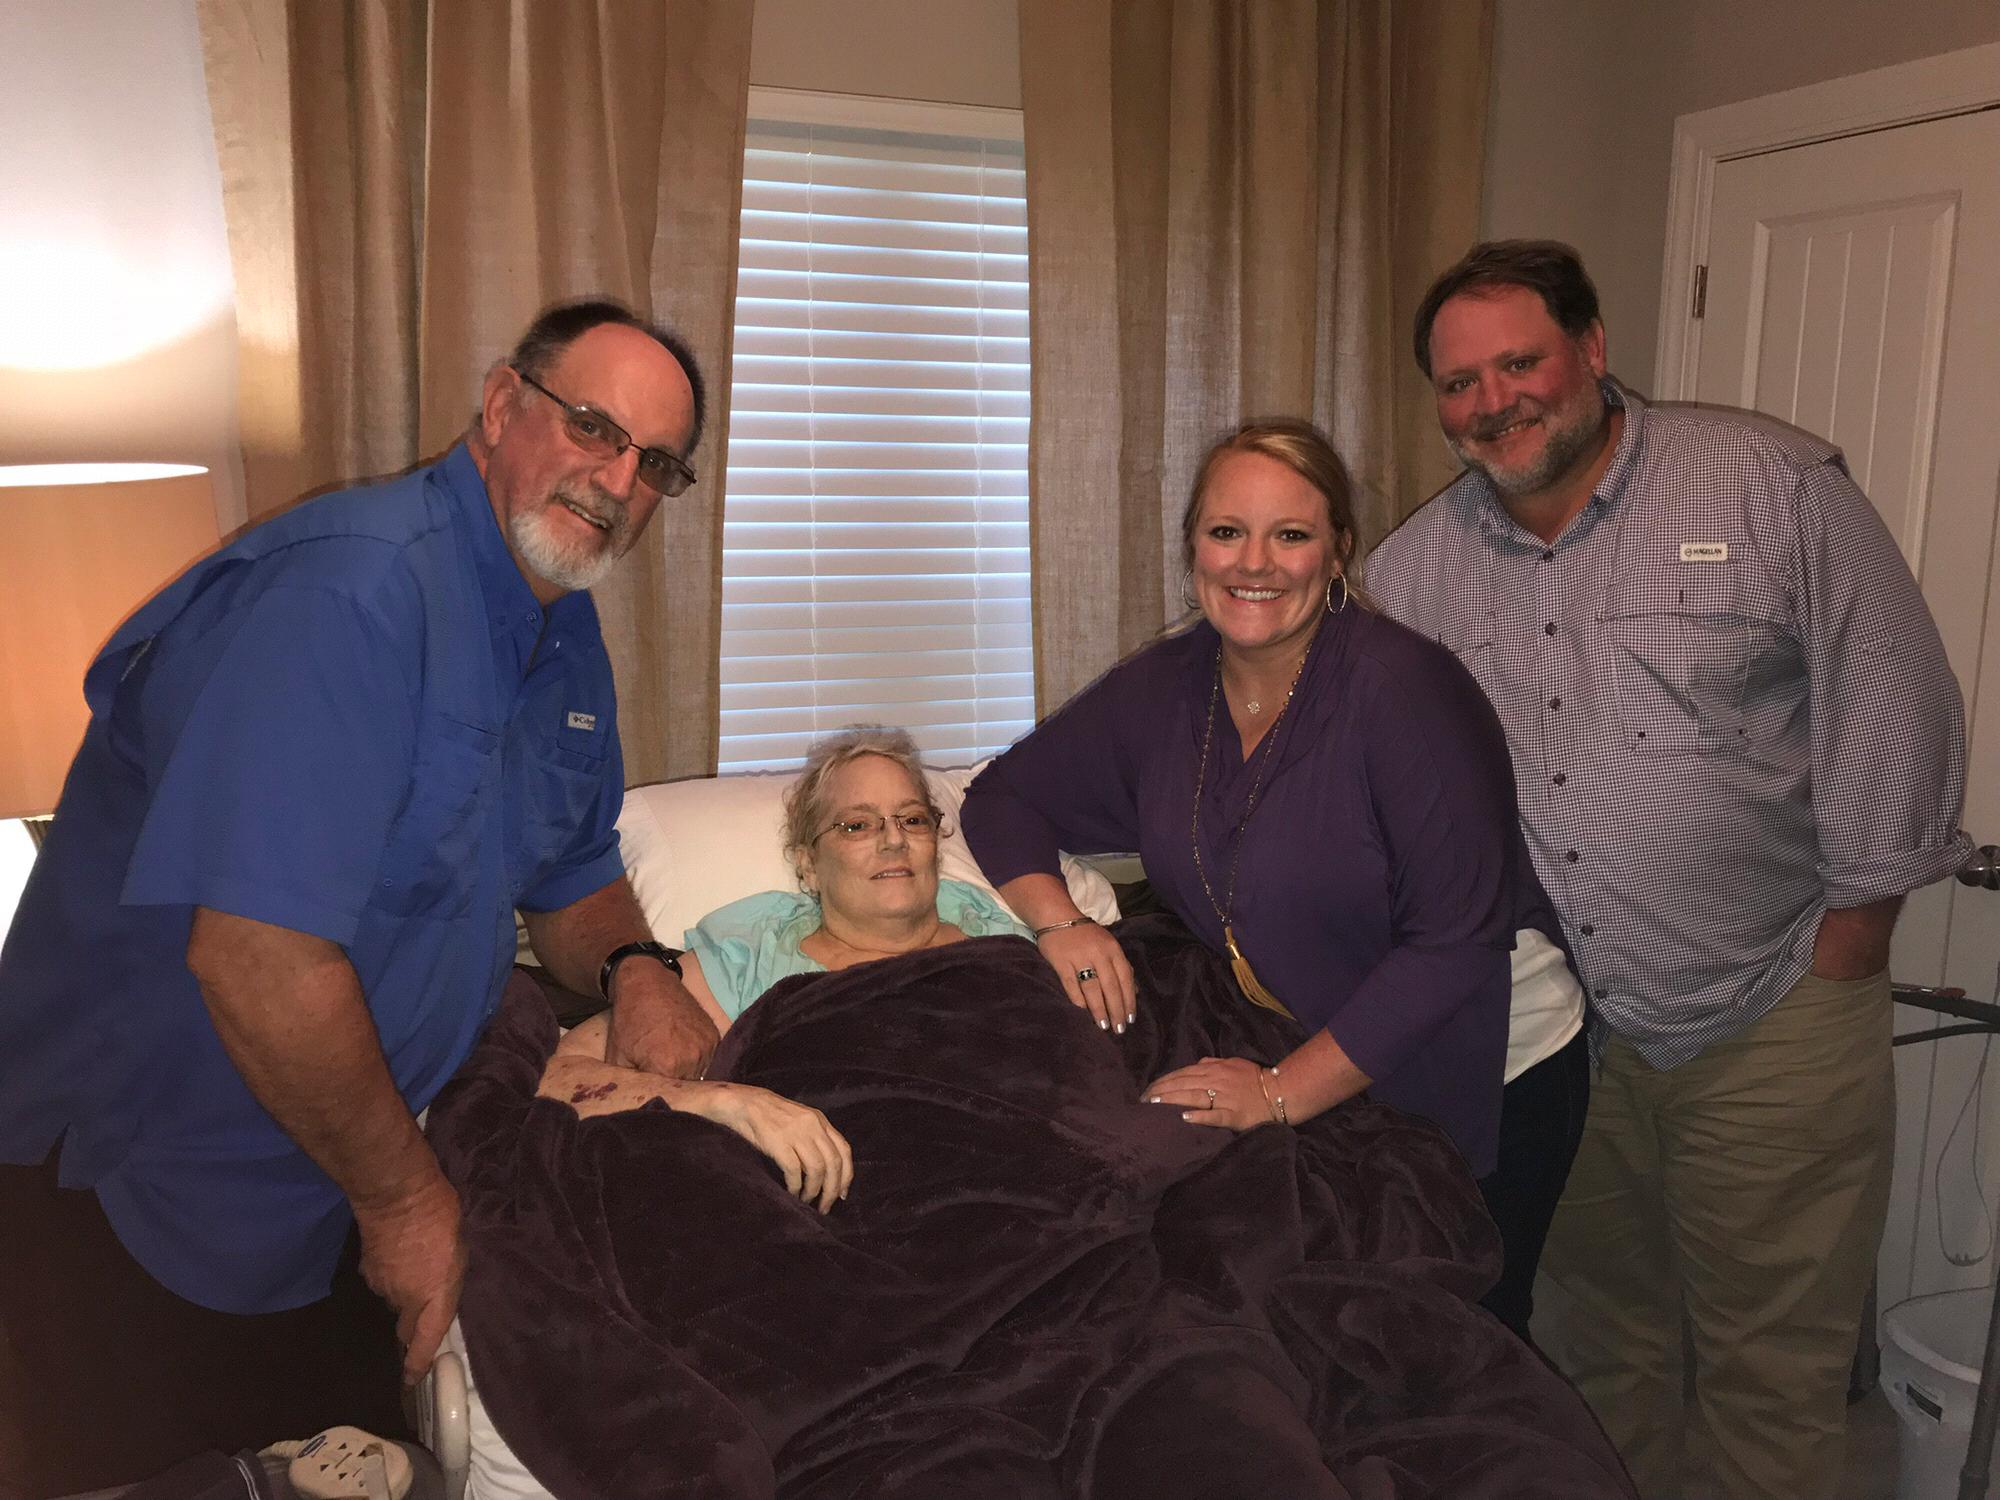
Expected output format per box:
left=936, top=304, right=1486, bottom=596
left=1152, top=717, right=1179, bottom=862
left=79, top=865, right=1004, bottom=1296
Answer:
left=719, top=90, right=1032, bottom=772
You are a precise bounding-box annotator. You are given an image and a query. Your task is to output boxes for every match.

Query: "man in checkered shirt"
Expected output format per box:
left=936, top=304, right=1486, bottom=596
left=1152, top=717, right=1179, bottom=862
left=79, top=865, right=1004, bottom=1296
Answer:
left=1367, top=240, right=1970, bottom=1500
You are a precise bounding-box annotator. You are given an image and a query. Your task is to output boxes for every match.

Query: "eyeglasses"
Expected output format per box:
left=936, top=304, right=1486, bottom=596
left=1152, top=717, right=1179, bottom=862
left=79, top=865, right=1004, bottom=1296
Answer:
left=813, top=810, right=942, bottom=844
left=511, top=365, right=697, bottom=497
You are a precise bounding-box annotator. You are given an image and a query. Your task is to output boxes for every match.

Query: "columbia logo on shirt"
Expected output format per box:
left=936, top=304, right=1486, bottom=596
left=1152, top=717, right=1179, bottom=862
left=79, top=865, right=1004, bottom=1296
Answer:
left=565, top=710, right=598, bottom=732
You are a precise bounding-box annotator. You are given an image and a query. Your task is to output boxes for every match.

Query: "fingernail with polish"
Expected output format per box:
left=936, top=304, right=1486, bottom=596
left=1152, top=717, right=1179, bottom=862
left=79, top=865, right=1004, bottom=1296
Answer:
left=1098, top=1017, right=1108, bottom=1030
left=1114, top=1022, right=1124, bottom=1034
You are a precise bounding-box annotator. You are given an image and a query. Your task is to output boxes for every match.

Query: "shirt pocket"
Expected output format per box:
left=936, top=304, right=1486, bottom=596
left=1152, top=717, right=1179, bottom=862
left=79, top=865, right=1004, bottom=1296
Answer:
left=1438, top=614, right=1499, bottom=699
left=512, top=727, right=614, bottom=899
left=1596, top=557, right=1788, bottom=753
left=373, top=715, right=499, bottom=917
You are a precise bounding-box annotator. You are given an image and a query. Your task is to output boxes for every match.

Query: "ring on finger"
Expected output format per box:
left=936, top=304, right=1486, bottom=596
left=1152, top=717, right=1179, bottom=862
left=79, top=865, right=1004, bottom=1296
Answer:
left=1076, top=966, right=1098, bottom=982
left=1205, top=1087, right=1217, bottom=1107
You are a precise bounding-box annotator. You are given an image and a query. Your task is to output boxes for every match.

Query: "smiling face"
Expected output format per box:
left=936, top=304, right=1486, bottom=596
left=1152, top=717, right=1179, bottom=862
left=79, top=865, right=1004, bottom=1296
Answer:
left=1188, top=450, right=1344, bottom=660
left=1427, top=284, right=1610, bottom=502
left=796, top=753, right=943, bottom=930
left=475, top=322, right=696, bottom=602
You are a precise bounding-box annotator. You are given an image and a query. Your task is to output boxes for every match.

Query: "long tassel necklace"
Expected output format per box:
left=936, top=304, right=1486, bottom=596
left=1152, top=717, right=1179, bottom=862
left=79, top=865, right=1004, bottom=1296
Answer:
left=1188, top=628, right=1319, bottom=1020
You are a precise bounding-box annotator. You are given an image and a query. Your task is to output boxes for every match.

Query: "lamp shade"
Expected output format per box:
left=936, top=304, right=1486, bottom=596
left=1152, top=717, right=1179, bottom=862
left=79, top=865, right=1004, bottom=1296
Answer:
left=0, top=464, right=218, bottom=820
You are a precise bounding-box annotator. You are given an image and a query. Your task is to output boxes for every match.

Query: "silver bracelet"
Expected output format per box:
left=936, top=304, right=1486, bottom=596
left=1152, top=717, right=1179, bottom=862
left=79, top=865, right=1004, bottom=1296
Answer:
left=1032, top=916, right=1096, bottom=939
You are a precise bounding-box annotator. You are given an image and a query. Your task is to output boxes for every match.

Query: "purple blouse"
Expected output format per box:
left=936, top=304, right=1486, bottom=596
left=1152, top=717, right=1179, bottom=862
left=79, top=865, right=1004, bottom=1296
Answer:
left=961, top=608, right=1558, bottom=1175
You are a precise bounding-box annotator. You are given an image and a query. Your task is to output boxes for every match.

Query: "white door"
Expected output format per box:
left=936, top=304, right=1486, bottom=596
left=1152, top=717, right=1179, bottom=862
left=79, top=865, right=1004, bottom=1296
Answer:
left=1694, top=107, right=2000, bottom=1308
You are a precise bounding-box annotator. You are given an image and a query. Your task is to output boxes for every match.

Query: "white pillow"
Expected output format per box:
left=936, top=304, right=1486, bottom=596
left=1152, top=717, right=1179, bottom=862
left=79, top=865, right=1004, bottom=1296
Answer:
left=616, top=761, right=1120, bottom=949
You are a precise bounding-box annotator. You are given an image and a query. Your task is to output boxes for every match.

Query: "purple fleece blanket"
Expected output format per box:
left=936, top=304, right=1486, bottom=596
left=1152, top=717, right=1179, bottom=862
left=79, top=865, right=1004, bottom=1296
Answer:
left=428, top=916, right=1633, bottom=1500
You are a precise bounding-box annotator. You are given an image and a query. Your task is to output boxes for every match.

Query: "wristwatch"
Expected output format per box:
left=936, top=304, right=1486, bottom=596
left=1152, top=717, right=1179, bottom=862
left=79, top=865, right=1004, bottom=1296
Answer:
left=598, top=939, right=685, bottom=1001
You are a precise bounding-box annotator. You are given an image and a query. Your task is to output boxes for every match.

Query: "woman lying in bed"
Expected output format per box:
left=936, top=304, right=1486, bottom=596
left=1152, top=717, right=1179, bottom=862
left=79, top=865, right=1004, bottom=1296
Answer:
left=538, top=724, right=1030, bottom=1212
left=448, top=732, right=1635, bottom=1499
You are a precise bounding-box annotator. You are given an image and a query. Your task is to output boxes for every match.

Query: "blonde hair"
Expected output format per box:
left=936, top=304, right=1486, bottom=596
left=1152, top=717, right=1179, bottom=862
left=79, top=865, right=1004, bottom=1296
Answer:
left=781, top=725, right=943, bottom=881
left=1177, top=417, right=1370, bottom=611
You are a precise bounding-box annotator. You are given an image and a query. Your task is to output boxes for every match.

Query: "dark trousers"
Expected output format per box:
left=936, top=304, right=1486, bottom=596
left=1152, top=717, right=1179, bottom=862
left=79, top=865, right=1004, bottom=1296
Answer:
left=0, top=1149, right=406, bottom=1499
left=1476, top=1029, right=1591, bottom=1341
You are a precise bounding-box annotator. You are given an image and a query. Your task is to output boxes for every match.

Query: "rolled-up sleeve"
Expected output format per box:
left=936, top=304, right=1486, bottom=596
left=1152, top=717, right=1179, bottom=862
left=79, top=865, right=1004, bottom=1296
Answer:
left=1326, top=656, right=1518, bottom=1084
left=517, top=730, right=627, bottom=914
left=1793, top=459, right=1970, bottom=907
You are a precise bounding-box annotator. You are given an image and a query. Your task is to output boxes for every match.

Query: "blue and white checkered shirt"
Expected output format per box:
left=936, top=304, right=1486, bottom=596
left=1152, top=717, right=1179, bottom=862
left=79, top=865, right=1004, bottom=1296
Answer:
left=1366, top=383, right=1970, bottom=1068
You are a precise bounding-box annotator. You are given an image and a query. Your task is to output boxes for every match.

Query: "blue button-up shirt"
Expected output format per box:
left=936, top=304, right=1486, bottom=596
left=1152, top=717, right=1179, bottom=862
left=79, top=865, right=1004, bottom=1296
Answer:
left=1366, top=384, right=1968, bottom=1068
left=0, top=445, right=626, bottom=1311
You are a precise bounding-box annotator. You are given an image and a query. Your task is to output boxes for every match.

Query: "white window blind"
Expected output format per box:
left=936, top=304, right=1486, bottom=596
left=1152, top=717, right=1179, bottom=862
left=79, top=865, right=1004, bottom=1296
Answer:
left=719, top=94, right=1032, bottom=773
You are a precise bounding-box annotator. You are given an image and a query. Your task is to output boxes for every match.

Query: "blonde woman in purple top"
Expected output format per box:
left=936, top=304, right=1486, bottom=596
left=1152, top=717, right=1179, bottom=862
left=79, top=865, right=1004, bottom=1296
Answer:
left=961, top=419, right=1586, bottom=1338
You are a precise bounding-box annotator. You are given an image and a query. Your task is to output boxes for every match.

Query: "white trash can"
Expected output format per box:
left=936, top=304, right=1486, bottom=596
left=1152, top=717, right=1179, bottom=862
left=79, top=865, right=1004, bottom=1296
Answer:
left=1883, top=1287, right=2000, bottom=1500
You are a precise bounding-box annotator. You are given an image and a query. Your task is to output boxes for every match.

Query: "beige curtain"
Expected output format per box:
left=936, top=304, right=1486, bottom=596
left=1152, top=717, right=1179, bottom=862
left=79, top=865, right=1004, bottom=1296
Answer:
left=196, top=0, right=753, bottom=782
left=1019, top=0, right=1493, bottom=713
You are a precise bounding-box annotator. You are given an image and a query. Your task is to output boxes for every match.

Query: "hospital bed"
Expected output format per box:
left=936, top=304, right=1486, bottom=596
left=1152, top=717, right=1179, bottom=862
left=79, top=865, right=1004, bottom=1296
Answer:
left=417, top=761, right=1119, bottom=1500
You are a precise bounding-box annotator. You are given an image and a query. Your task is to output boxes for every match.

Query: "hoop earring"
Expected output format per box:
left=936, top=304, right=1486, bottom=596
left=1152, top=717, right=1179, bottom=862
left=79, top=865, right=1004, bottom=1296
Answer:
left=1180, top=568, right=1199, bottom=612
left=1325, top=572, right=1349, bottom=615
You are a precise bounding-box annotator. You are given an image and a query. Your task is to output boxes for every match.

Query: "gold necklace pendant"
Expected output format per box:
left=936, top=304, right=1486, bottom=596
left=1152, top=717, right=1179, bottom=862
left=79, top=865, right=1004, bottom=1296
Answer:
left=1223, top=924, right=1297, bottom=1020
left=1245, top=698, right=1263, bottom=714
left=1189, top=623, right=1324, bottom=1025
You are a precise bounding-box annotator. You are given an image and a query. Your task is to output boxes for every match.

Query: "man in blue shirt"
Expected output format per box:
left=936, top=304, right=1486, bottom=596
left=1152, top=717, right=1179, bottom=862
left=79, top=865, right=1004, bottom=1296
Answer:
left=0, top=300, right=721, bottom=1492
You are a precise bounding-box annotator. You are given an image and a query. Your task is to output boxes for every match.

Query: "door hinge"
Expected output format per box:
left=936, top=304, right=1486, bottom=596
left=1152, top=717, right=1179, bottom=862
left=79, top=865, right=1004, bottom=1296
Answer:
left=1691, top=264, right=1708, bottom=320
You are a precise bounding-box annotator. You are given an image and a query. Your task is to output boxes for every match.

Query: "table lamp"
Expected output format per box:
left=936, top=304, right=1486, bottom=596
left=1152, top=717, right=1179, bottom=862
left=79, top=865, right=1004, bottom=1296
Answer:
left=0, top=464, right=219, bottom=823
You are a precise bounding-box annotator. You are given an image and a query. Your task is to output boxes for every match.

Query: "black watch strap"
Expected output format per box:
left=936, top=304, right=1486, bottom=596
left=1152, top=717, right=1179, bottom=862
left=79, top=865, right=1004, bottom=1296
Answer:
left=598, top=939, right=684, bottom=1000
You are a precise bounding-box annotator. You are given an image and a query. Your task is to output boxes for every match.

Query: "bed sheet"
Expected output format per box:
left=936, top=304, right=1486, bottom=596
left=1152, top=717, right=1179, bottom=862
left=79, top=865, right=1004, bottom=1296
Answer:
left=442, top=1320, right=555, bottom=1500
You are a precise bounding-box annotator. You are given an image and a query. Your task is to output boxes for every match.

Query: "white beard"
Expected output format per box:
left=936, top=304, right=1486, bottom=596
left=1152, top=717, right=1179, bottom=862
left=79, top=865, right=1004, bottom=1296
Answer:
left=510, top=485, right=628, bottom=593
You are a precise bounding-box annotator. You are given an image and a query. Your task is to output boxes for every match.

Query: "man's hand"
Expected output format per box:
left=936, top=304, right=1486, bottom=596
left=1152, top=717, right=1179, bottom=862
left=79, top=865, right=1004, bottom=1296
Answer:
left=187, top=908, right=468, bottom=1382
left=523, top=878, right=722, bottom=1077
left=1812, top=896, right=1901, bottom=981
left=605, top=959, right=720, bottom=1078
left=354, top=1173, right=467, bottom=1385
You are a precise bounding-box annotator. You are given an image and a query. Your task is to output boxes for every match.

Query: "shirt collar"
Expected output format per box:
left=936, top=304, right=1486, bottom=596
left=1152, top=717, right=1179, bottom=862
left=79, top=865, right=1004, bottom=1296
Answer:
left=1471, top=378, right=1644, bottom=548
left=437, top=442, right=597, bottom=640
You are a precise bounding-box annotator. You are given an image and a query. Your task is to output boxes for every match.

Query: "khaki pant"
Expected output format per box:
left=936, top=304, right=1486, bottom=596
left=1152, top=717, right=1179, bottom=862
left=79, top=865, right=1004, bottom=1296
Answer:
left=1537, top=968, right=1894, bottom=1500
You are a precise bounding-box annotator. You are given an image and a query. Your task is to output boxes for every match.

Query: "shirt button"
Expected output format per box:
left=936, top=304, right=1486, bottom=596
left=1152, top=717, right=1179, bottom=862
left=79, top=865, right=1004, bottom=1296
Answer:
left=1564, top=849, right=1579, bottom=863
left=1541, top=548, right=1554, bottom=561
left=1552, top=772, right=1566, bottom=786
left=1549, top=696, right=1561, bottom=711
left=1593, top=986, right=1608, bottom=1000
left=1580, top=923, right=1595, bottom=936
left=1544, top=621, right=1557, bottom=636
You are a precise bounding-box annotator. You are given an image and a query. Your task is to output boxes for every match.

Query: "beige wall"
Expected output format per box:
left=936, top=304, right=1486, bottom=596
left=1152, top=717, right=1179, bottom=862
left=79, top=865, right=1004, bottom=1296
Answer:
left=750, top=0, right=1022, bottom=107
left=1482, top=0, right=2000, bottom=390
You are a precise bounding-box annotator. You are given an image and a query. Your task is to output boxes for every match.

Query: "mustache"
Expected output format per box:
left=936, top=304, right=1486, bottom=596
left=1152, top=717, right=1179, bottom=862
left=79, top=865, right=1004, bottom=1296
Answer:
left=1468, top=404, right=1537, bottom=442
left=553, top=484, right=629, bottom=541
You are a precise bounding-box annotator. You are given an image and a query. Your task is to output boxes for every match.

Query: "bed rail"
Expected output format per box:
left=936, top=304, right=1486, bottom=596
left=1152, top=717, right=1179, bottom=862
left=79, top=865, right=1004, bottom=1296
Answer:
left=413, top=1347, right=469, bottom=1500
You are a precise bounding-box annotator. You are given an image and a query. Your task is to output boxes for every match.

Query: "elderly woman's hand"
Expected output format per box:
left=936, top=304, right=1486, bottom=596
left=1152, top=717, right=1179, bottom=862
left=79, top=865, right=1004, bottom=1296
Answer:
left=1142, top=1055, right=1277, bottom=1132
left=676, top=1081, right=855, bottom=1214
left=1036, top=920, right=1137, bottom=1034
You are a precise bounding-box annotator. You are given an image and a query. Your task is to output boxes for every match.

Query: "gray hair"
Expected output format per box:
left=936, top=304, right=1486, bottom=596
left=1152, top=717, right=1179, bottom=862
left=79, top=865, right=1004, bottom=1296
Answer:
left=781, top=725, right=942, bottom=879
left=508, top=297, right=707, bottom=453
